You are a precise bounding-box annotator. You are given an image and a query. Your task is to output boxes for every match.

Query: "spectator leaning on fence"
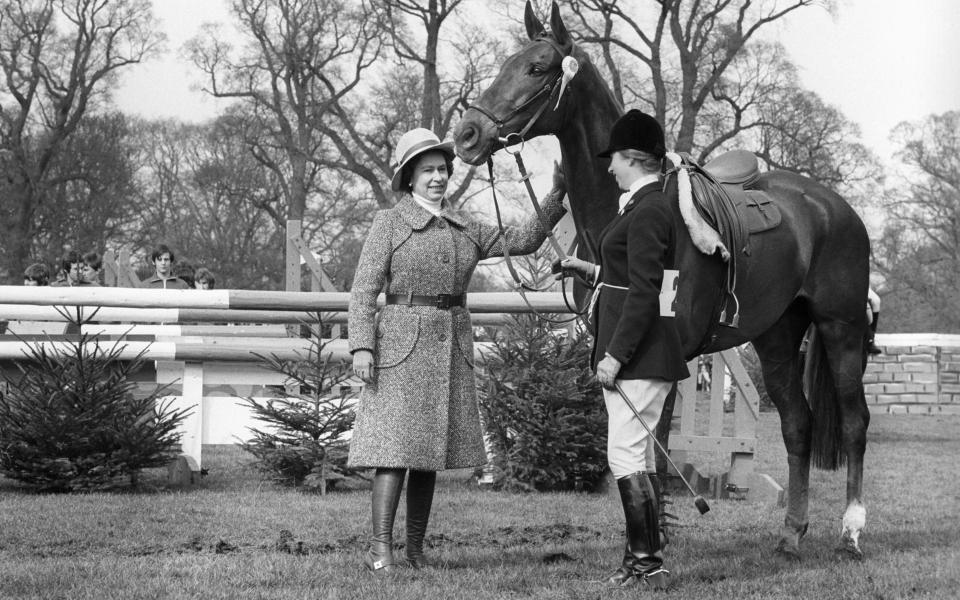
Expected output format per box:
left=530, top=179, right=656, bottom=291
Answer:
left=23, top=263, right=50, bottom=286
left=141, top=244, right=191, bottom=289
left=81, top=251, right=102, bottom=286
left=193, top=267, right=216, bottom=290
left=347, top=127, right=567, bottom=574
left=51, top=250, right=95, bottom=287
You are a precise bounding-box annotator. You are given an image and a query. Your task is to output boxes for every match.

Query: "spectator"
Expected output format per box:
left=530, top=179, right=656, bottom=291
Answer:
left=141, top=244, right=191, bottom=289
left=81, top=251, right=102, bottom=286
left=50, top=251, right=88, bottom=287
left=23, top=263, right=50, bottom=286
left=194, top=267, right=216, bottom=290
left=173, top=262, right=196, bottom=288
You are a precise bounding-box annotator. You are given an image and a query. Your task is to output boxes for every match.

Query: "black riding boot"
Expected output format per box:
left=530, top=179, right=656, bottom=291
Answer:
left=867, top=312, right=882, bottom=355
left=605, top=472, right=670, bottom=590
left=365, top=468, right=405, bottom=573
left=404, top=469, right=436, bottom=569
left=648, top=472, right=672, bottom=548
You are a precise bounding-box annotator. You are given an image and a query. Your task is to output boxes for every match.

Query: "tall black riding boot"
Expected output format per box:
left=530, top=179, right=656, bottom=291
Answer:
left=648, top=472, right=673, bottom=548
left=404, top=469, right=436, bottom=569
left=605, top=472, right=670, bottom=590
left=365, top=468, right=405, bottom=573
left=867, top=312, right=882, bottom=355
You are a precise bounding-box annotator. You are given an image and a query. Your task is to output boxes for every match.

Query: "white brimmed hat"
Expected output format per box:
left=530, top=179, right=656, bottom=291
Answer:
left=390, top=128, right=455, bottom=192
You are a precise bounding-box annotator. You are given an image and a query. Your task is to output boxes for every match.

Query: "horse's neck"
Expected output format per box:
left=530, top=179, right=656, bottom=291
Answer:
left=555, top=67, right=622, bottom=260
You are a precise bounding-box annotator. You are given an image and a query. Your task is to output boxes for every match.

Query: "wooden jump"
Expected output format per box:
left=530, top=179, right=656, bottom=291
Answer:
left=0, top=286, right=571, bottom=313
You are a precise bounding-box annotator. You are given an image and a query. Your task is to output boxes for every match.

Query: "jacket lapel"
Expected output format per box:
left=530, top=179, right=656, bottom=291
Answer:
left=619, top=181, right=662, bottom=216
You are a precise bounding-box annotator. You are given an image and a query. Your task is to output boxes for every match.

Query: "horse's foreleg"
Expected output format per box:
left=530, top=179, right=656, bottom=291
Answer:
left=753, top=320, right=812, bottom=560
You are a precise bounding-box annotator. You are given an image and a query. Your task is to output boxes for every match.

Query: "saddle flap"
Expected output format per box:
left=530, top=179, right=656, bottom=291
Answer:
left=704, top=150, right=761, bottom=188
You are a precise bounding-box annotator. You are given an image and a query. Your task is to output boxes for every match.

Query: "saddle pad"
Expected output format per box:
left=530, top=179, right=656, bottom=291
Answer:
left=736, top=188, right=781, bottom=234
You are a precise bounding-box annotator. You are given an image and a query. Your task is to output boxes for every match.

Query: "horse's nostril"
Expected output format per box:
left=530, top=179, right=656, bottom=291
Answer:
left=459, top=124, right=479, bottom=149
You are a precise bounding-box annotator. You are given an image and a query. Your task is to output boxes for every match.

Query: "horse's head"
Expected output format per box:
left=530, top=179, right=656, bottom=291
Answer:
left=455, top=1, right=576, bottom=165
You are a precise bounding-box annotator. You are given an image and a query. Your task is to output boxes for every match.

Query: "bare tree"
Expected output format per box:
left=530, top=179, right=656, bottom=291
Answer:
left=315, top=0, right=497, bottom=209
left=875, top=111, right=960, bottom=332
left=558, top=0, right=830, bottom=153
left=186, top=0, right=385, bottom=222
left=0, top=0, right=163, bottom=281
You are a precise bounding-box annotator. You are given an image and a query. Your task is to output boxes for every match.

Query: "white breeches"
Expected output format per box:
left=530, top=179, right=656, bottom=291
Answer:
left=603, top=378, right=672, bottom=479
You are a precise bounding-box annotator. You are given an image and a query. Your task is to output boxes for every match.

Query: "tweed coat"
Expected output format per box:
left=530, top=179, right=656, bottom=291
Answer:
left=347, top=191, right=566, bottom=470
left=591, top=181, right=689, bottom=382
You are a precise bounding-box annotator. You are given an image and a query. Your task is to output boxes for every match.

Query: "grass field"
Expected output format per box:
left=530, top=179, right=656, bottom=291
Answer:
left=1, top=411, right=958, bottom=599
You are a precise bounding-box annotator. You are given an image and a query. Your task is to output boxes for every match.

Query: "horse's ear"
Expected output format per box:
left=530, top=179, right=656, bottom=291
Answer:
left=524, top=0, right=546, bottom=40
left=549, top=2, right=571, bottom=49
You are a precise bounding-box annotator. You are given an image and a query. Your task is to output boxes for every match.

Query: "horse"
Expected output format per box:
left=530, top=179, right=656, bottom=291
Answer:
left=454, top=1, right=871, bottom=560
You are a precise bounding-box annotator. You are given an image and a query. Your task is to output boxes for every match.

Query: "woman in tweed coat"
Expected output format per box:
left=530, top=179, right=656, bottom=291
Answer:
left=348, top=128, right=566, bottom=573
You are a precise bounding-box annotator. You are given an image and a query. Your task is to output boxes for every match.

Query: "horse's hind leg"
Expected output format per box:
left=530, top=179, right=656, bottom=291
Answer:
left=751, top=306, right=812, bottom=560
left=814, top=319, right=870, bottom=559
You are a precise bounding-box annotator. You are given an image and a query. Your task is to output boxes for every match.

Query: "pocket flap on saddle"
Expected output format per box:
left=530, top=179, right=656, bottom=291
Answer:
left=741, top=191, right=782, bottom=234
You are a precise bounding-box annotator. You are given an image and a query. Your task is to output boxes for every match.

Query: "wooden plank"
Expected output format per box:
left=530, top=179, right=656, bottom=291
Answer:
left=0, top=337, right=499, bottom=364
left=0, top=304, right=528, bottom=326
left=173, top=361, right=204, bottom=470
left=669, top=434, right=755, bottom=454
left=678, top=370, right=697, bottom=436
left=155, top=361, right=287, bottom=386
left=0, top=286, right=573, bottom=314
left=79, top=324, right=289, bottom=337
left=720, top=348, right=761, bottom=421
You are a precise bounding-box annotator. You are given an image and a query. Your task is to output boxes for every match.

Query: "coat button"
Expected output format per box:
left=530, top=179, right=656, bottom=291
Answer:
left=440, top=255, right=450, bottom=263
left=438, top=333, right=447, bottom=342
left=437, top=220, right=446, bottom=229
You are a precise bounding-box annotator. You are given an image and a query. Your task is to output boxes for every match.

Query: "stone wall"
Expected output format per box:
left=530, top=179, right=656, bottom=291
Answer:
left=864, top=334, right=960, bottom=414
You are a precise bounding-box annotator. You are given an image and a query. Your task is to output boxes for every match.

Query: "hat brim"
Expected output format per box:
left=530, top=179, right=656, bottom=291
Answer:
left=391, top=141, right=456, bottom=191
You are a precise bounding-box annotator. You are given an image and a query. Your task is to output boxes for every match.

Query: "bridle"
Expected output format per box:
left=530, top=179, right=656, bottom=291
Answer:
left=468, top=36, right=570, bottom=152
left=467, top=37, right=590, bottom=323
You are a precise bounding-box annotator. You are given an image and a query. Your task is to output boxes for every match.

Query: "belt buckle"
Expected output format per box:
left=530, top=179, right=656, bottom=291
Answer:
left=436, top=294, right=451, bottom=309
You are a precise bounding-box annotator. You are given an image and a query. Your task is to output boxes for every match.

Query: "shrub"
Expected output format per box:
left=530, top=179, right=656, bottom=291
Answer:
left=240, top=325, right=362, bottom=493
left=0, top=323, right=190, bottom=491
left=478, top=315, right=607, bottom=492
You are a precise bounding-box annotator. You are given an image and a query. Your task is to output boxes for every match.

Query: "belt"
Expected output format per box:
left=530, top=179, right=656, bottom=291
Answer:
left=385, top=292, right=466, bottom=310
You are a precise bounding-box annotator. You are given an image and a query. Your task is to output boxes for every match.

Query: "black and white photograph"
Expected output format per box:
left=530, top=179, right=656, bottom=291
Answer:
left=0, top=0, right=957, bottom=598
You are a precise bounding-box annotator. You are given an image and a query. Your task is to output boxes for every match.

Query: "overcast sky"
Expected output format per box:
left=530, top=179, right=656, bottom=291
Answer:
left=114, top=0, right=960, bottom=164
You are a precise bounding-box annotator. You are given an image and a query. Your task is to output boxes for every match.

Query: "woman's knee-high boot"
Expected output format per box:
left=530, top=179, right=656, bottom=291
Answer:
left=605, top=472, right=670, bottom=590
left=404, top=469, right=436, bottom=568
left=365, top=468, right=405, bottom=573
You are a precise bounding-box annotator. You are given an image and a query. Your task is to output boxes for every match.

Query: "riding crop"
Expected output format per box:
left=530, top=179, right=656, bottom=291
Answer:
left=613, top=383, right=711, bottom=515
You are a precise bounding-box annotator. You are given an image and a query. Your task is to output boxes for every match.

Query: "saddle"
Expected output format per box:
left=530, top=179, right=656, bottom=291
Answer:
left=701, top=150, right=781, bottom=239
left=665, top=150, right=782, bottom=329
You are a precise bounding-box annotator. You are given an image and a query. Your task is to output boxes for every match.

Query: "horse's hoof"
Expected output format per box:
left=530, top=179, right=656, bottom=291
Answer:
left=775, top=538, right=802, bottom=561
left=835, top=538, right=864, bottom=561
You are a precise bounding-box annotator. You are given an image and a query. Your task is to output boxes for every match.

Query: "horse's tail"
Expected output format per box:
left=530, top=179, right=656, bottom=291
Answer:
left=804, top=327, right=845, bottom=471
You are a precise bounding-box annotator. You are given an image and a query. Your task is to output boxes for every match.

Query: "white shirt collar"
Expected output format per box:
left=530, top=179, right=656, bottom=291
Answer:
left=618, top=173, right=660, bottom=214
left=411, top=192, right=443, bottom=216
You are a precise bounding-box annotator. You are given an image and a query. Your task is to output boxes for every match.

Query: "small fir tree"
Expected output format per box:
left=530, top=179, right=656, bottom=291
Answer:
left=0, top=313, right=190, bottom=491
left=479, top=315, right=607, bottom=492
left=240, top=322, right=361, bottom=493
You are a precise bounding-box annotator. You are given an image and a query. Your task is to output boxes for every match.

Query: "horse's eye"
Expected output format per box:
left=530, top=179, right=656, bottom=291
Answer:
left=528, top=65, right=544, bottom=76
